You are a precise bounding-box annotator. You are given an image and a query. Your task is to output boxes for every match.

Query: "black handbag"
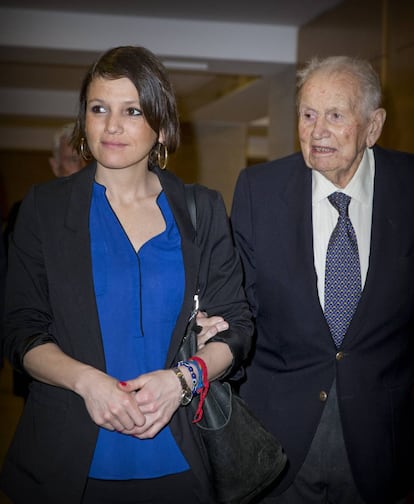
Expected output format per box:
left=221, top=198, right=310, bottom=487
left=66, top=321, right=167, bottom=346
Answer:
left=177, top=317, right=287, bottom=504
left=177, top=185, right=287, bottom=504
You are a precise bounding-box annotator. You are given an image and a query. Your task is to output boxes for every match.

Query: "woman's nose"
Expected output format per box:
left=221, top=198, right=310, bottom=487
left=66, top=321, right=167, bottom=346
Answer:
left=104, top=113, right=123, bottom=134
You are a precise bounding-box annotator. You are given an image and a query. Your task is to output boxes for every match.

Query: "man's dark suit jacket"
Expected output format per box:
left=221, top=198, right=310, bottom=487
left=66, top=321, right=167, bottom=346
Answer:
left=1, top=163, right=253, bottom=504
left=0, top=221, right=6, bottom=367
left=231, top=145, right=414, bottom=504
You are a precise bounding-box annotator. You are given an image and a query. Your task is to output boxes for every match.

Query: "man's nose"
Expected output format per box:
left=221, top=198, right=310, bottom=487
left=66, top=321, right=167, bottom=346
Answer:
left=311, top=117, right=329, bottom=139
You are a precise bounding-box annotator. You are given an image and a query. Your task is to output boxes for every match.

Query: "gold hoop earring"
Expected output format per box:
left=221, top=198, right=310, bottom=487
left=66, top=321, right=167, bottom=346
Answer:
left=157, top=143, right=168, bottom=170
left=80, top=137, right=92, bottom=161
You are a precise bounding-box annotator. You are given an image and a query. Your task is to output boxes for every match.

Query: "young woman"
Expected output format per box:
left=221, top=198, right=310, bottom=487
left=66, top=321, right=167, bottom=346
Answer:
left=1, top=46, right=253, bottom=504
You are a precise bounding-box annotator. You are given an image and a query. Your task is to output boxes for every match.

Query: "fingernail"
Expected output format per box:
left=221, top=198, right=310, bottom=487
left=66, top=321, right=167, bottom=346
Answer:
left=119, top=381, right=127, bottom=387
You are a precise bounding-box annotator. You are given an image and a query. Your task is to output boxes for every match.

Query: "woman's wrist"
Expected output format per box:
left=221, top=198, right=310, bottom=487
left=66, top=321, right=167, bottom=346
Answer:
left=72, top=364, right=103, bottom=397
left=171, top=367, right=193, bottom=406
left=177, top=360, right=203, bottom=395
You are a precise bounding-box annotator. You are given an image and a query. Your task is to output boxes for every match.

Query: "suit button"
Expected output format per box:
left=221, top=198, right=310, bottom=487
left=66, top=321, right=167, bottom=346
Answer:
left=336, top=351, right=345, bottom=361
left=319, top=390, right=328, bottom=402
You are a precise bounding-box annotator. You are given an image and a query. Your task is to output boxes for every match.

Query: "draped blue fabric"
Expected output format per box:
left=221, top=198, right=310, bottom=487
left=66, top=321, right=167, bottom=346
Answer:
left=88, top=182, right=189, bottom=479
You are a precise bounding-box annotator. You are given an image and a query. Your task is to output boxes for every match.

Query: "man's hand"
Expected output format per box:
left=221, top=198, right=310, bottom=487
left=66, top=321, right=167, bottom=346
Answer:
left=195, top=311, right=229, bottom=349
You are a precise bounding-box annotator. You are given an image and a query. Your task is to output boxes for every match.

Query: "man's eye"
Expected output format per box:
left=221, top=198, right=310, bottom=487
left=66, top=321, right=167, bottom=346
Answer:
left=301, top=111, right=315, bottom=121
left=127, top=107, right=142, bottom=116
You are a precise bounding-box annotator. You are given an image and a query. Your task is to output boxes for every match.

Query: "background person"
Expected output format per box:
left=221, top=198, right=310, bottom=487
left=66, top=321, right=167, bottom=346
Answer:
left=49, top=121, right=87, bottom=177
left=1, top=45, right=253, bottom=504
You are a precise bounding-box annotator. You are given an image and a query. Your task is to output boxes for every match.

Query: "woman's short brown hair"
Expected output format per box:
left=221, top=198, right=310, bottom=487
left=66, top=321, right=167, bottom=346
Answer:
left=72, top=46, right=180, bottom=166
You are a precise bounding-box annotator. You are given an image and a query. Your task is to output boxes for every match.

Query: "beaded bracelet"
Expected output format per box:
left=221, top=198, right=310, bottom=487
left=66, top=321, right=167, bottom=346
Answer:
left=190, top=356, right=209, bottom=424
left=177, top=360, right=199, bottom=396
left=188, top=358, right=204, bottom=392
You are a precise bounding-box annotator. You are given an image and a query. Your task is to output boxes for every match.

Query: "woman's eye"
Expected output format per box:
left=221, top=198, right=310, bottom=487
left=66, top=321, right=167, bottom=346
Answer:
left=127, top=107, right=142, bottom=117
left=91, top=105, right=106, bottom=114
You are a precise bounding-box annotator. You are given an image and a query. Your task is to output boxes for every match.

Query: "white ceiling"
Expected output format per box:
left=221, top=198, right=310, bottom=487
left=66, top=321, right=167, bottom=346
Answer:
left=0, top=0, right=344, bottom=26
left=0, top=0, right=344, bottom=150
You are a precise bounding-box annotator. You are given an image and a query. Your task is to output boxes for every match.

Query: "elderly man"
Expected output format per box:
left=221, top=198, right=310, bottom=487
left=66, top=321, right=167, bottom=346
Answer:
left=201, top=56, right=413, bottom=504
left=49, top=122, right=86, bottom=177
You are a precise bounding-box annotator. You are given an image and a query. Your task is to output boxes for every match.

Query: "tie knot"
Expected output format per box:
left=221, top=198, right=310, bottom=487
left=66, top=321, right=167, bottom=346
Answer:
left=328, top=192, right=351, bottom=217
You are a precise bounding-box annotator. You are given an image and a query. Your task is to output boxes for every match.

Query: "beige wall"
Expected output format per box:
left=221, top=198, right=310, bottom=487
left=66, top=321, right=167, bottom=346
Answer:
left=385, top=1, right=414, bottom=151
left=298, top=0, right=414, bottom=154
left=191, top=122, right=247, bottom=212
left=268, top=69, right=297, bottom=160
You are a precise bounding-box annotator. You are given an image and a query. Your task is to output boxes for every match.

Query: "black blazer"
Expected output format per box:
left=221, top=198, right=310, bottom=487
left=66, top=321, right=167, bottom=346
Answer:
left=231, top=146, right=414, bottom=504
left=1, top=163, right=253, bottom=504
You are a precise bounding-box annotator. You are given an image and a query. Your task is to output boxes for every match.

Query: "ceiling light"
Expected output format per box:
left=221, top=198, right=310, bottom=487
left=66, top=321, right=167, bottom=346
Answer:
left=163, top=60, right=209, bottom=71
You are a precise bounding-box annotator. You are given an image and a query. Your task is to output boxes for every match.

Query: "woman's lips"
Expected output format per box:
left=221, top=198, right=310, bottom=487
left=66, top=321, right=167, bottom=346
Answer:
left=102, top=141, right=127, bottom=148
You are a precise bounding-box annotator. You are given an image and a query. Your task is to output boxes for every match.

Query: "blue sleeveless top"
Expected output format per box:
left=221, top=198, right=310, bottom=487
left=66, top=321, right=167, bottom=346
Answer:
left=88, top=182, right=189, bottom=479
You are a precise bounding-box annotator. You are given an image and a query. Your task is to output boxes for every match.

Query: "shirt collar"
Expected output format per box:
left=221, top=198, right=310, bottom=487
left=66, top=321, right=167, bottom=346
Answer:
left=312, top=148, right=374, bottom=206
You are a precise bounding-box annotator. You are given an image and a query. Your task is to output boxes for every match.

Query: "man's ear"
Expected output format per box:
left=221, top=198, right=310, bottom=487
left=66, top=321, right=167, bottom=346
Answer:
left=49, top=157, right=59, bottom=177
left=367, top=108, right=386, bottom=148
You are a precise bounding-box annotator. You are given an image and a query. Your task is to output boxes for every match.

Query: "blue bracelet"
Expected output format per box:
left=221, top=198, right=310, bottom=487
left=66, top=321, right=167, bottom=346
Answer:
left=188, top=358, right=204, bottom=393
left=177, top=360, right=199, bottom=396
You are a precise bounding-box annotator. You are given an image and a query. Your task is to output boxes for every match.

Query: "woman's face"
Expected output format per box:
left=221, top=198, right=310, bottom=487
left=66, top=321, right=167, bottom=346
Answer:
left=85, top=76, right=160, bottom=172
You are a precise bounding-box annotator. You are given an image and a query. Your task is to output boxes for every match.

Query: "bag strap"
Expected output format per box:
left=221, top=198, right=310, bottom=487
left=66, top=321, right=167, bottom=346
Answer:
left=184, top=183, right=199, bottom=318
left=185, top=183, right=197, bottom=232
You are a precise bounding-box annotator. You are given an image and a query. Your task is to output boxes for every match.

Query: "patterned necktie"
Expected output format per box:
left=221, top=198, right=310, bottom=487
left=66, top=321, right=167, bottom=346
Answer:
left=324, top=192, right=361, bottom=347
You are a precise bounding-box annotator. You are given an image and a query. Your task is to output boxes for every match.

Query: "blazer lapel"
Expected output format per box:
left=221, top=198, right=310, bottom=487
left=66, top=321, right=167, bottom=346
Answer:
left=155, top=168, right=200, bottom=366
left=62, top=163, right=106, bottom=369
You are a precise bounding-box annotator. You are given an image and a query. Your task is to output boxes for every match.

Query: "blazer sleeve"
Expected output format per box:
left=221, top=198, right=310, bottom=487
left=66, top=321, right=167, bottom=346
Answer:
left=230, top=168, right=258, bottom=318
left=3, top=186, right=56, bottom=371
left=193, top=184, right=254, bottom=374
left=0, top=222, right=6, bottom=365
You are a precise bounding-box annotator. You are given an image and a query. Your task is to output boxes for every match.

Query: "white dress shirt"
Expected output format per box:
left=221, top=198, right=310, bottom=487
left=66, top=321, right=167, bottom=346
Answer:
left=312, top=148, right=375, bottom=309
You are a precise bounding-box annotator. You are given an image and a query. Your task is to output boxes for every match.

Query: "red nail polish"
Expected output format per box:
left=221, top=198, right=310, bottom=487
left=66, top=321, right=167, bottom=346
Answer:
left=119, top=381, right=127, bottom=387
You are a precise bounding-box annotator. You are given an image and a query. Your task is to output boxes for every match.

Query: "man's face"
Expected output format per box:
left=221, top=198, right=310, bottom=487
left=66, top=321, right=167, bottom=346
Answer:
left=57, top=138, right=85, bottom=177
left=298, top=71, right=372, bottom=187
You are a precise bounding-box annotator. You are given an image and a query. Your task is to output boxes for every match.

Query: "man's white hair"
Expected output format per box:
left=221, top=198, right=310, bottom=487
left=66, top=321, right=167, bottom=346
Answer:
left=296, top=56, right=383, bottom=118
left=51, top=122, right=76, bottom=161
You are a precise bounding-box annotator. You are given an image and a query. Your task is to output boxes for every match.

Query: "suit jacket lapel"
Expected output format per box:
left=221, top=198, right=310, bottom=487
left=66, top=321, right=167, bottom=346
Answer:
left=280, top=157, right=325, bottom=323
left=343, top=146, right=403, bottom=347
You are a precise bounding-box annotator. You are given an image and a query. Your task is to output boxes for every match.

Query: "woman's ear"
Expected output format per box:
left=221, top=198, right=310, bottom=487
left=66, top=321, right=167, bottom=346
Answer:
left=367, top=108, right=386, bottom=148
left=158, top=131, right=166, bottom=144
